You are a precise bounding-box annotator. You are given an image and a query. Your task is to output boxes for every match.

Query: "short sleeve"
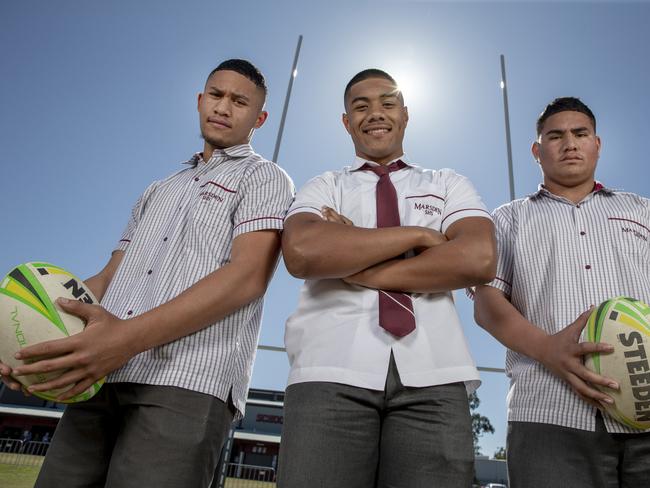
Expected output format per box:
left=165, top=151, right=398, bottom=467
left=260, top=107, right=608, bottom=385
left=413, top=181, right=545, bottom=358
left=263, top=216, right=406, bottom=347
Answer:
left=232, top=163, right=295, bottom=237
left=485, top=204, right=515, bottom=297
left=439, top=171, right=492, bottom=233
left=285, top=173, right=338, bottom=220
left=115, top=181, right=159, bottom=251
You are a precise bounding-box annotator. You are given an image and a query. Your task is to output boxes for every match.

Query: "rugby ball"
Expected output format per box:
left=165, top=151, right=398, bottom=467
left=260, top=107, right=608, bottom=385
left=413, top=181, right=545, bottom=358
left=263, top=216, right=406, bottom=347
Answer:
left=0, top=262, right=105, bottom=403
left=582, top=296, right=650, bottom=429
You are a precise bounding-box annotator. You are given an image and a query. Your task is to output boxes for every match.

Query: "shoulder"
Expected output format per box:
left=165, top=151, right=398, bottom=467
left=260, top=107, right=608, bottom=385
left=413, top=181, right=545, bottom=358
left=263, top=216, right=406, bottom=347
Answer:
left=241, top=154, right=295, bottom=187
left=606, top=190, right=650, bottom=209
left=491, top=196, right=537, bottom=225
left=298, top=168, right=348, bottom=191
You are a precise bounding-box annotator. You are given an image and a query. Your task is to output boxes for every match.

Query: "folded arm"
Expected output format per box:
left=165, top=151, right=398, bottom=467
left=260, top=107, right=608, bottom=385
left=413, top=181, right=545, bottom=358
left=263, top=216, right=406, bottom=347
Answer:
left=344, top=217, right=496, bottom=293
left=473, top=284, right=618, bottom=407
left=12, top=230, right=282, bottom=400
left=282, top=211, right=444, bottom=279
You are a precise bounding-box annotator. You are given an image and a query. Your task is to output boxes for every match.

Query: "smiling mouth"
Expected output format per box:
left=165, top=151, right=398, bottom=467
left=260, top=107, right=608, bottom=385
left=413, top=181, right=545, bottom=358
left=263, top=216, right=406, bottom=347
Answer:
left=363, top=128, right=391, bottom=136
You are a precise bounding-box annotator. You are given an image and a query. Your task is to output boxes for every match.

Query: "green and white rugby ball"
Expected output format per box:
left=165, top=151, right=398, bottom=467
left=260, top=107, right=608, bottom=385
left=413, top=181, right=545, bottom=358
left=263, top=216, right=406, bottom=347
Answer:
left=582, top=296, right=650, bottom=430
left=0, top=262, right=105, bottom=403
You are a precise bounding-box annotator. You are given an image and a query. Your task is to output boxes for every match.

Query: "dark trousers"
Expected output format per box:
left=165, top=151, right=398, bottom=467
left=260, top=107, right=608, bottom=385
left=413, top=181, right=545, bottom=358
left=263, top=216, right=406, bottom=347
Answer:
left=508, top=413, right=650, bottom=488
left=35, top=383, right=234, bottom=488
left=277, top=355, right=474, bottom=488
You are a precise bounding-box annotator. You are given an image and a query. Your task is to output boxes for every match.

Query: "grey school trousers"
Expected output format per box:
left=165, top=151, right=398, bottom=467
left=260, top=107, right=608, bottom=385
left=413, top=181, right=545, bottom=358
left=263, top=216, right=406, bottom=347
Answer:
left=35, top=383, right=234, bottom=488
left=277, top=354, right=475, bottom=488
left=508, top=412, right=650, bottom=488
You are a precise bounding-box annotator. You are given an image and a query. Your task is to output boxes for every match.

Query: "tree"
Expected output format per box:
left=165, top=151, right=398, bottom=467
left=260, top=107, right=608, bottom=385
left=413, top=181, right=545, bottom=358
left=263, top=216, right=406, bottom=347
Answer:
left=469, top=392, right=495, bottom=455
left=494, top=446, right=506, bottom=460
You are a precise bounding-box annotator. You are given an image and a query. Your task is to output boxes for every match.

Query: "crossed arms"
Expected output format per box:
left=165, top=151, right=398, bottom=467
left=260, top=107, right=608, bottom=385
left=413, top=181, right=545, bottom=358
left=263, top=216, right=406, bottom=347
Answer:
left=282, top=209, right=497, bottom=294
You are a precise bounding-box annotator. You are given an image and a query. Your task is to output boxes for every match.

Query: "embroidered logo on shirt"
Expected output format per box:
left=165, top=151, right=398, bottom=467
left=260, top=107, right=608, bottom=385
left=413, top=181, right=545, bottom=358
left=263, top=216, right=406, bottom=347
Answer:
left=413, top=202, right=442, bottom=216
left=199, top=191, right=224, bottom=203
left=622, top=227, right=648, bottom=242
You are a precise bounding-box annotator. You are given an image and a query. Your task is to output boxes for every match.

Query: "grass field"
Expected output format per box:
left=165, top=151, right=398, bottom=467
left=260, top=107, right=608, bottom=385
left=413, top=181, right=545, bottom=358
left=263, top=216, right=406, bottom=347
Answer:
left=0, top=463, right=41, bottom=488
left=0, top=461, right=275, bottom=488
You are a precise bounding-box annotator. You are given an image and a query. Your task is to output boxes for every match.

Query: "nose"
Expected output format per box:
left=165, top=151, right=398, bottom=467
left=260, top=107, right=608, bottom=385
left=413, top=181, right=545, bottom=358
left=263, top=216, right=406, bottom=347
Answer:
left=563, top=134, right=578, bottom=151
left=367, top=108, right=385, bottom=122
left=214, top=97, right=231, bottom=116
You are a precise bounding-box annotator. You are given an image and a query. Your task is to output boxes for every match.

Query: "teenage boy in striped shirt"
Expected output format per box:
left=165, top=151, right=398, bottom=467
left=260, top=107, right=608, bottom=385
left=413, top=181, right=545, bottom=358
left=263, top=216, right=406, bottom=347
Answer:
left=474, top=97, right=650, bottom=487
left=0, top=59, right=294, bottom=488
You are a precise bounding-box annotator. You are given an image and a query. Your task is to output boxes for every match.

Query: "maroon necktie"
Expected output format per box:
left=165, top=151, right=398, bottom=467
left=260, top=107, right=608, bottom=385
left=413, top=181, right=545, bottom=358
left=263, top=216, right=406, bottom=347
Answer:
left=360, top=160, right=416, bottom=337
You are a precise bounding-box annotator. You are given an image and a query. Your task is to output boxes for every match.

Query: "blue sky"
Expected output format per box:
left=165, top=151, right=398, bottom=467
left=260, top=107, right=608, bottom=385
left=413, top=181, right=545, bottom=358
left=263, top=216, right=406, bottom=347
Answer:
left=3, top=0, right=650, bottom=455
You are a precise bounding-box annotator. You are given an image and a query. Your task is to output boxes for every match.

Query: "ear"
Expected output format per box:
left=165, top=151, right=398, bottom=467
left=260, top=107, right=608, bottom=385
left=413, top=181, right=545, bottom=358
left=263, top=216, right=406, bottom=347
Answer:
left=342, top=113, right=351, bottom=134
left=403, top=106, right=409, bottom=125
left=254, top=111, right=268, bottom=129
left=595, top=135, right=602, bottom=156
left=197, top=92, right=203, bottom=112
left=531, top=141, right=541, bottom=164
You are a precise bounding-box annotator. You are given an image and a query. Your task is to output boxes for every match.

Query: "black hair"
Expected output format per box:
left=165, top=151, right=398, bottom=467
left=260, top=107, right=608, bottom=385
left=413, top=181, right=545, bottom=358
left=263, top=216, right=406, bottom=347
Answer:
left=537, top=97, right=596, bottom=136
left=207, top=59, right=267, bottom=97
left=344, top=68, right=399, bottom=105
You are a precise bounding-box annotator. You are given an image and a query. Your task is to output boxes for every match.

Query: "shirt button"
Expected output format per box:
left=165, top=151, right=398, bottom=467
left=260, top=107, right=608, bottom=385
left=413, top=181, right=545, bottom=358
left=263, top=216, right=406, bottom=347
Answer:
left=194, top=177, right=200, bottom=182
left=163, top=237, right=168, bottom=242
left=585, top=265, right=591, bottom=270
left=580, top=231, right=586, bottom=236
left=576, top=204, right=581, bottom=209
left=147, top=270, right=152, bottom=275
left=127, top=310, right=133, bottom=316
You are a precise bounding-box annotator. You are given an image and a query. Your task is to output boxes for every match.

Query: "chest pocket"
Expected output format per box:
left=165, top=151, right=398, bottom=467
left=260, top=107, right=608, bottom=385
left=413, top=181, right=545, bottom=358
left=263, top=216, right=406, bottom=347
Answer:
left=192, top=180, right=239, bottom=231
left=402, top=193, right=445, bottom=231
left=607, top=216, right=650, bottom=262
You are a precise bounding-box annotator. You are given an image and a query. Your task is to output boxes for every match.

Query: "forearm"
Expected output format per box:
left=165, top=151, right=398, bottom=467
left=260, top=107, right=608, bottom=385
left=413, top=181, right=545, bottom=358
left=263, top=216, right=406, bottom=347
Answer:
left=125, top=260, right=272, bottom=354
left=473, top=285, right=549, bottom=361
left=84, top=250, right=124, bottom=301
left=283, top=216, right=428, bottom=279
left=348, top=220, right=496, bottom=293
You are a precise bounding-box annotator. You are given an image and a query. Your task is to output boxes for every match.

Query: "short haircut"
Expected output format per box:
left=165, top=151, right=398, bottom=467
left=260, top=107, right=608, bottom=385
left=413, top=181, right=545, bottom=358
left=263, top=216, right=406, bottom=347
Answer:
left=537, top=97, right=596, bottom=136
left=344, top=68, right=399, bottom=106
left=207, top=59, right=267, bottom=98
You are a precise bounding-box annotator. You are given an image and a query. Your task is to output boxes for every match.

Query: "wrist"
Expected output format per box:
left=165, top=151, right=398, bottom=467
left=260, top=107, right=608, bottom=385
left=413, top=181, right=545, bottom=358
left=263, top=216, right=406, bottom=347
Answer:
left=121, top=316, right=150, bottom=356
left=527, top=331, right=551, bottom=363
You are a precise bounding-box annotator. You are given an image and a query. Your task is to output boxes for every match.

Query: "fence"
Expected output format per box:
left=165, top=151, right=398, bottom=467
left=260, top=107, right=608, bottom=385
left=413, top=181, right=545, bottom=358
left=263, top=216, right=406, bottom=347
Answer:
left=223, top=462, right=276, bottom=487
left=0, top=438, right=48, bottom=467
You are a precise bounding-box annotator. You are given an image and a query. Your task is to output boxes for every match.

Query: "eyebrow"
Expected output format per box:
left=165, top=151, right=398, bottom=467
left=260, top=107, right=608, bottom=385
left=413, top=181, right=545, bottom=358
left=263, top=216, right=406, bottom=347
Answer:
left=544, top=126, right=591, bottom=137
left=349, top=92, right=400, bottom=106
left=208, top=86, right=251, bottom=103
left=349, top=96, right=370, bottom=106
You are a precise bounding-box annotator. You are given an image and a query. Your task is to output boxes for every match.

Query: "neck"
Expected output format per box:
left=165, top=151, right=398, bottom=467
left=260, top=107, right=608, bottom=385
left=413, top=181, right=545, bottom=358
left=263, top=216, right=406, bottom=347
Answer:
left=358, top=152, right=403, bottom=166
left=203, top=142, right=215, bottom=162
left=543, top=178, right=596, bottom=204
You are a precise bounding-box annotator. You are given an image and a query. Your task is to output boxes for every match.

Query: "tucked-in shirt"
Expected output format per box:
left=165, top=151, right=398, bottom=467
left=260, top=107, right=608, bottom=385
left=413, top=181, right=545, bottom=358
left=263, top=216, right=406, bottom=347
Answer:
left=487, top=184, right=650, bottom=433
left=284, top=156, right=491, bottom=392
left=103, top=144, right=295, bottom=417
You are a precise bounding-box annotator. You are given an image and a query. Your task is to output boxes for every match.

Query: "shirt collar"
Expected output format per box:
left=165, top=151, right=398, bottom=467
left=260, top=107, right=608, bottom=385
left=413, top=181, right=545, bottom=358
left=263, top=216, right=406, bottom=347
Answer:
left=350, top=154, right=409, bottom=171
left=183, top=143, right=254, bottom=167
left=530, top=181, right=614, bottom=200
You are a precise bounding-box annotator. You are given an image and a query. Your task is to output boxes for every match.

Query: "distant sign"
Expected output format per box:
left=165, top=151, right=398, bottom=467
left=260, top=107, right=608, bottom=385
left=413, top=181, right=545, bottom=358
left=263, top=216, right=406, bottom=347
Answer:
left=256, top=414, right=283, bottom=424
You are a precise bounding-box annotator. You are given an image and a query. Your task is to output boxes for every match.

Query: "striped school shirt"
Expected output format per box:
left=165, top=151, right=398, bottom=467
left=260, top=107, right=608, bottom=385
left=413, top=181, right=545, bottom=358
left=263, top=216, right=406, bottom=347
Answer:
left=488, top=184, right=650, bottom=433
left=103, top=144, right=294, bottom=417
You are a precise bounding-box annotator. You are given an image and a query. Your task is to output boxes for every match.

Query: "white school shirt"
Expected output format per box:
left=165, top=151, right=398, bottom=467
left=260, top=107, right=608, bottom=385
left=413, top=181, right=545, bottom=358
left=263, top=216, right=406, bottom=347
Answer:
left=284, top=156, right=491, bottom=392
left=104, top=144, right=295, bottom=417
left=487, top=184, right=650, bottom=433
